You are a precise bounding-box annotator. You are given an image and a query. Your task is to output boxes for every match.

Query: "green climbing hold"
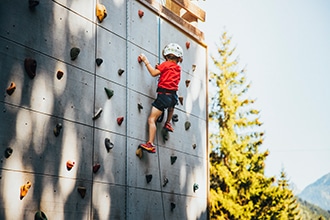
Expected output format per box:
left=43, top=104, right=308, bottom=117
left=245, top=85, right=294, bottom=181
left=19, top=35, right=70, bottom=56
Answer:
left=104, top=87, right=114, bottom=99
left=4, top=147, right=13, bottom=158
left=185, top=121, right=191, bottom=130
left=172, top=114, right=178, bottom=122
left=163, top=177, right=168, bottom=187
left=193, top=183, right=199, bottom=192
left=53, top=123, right=62, bottom=137
left=34, top=211, right=47, bottom=220
left=171, top=202, right=176, bottom=211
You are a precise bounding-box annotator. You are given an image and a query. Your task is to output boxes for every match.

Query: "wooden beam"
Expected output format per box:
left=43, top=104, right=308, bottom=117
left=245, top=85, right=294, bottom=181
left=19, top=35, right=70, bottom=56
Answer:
left=171, top=0, right=206, bottom=22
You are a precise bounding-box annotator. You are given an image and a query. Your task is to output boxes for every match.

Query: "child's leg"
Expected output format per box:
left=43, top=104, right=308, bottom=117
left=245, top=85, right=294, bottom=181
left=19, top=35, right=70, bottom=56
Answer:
left=148, top=106, right=163, bottom=144
left=165, top=107, right=174, bottom=124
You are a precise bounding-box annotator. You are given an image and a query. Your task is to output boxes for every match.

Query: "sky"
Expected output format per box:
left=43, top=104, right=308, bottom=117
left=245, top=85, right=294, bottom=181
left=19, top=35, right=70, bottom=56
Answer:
left=198, top=0, right=330, bottom=191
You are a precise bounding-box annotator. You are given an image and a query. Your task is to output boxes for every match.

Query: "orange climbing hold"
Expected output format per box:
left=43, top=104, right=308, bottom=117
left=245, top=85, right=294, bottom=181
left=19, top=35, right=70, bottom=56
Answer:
left=20, top=181, right=32, bottom=200
left=24, top=58, right=37, bottom=79
left=6, top=82, right=16, bottom=95
left=96, top=3, right=107, bottom=23
left=66, top=160, right=75, bottom=170
left=138, top=10, right=144, bottom=18
left=117, top=116, right=124, bottom=125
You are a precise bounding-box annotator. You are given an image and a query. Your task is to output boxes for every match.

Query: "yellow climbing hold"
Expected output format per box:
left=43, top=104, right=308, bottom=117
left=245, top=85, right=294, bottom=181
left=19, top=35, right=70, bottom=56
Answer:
left=96, top=3, right=107, bottom=23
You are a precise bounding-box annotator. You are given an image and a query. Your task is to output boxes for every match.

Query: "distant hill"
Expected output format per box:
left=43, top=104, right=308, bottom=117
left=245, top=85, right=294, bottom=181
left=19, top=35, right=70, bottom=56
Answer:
left=298, top=172, right=330, bottom=211
left=297, top=197, right=330, bottom=220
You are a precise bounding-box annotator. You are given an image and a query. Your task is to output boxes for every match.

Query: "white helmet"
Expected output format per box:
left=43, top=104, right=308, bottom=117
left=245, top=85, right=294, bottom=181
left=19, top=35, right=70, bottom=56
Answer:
left=163, top=43, right=183, bottom=58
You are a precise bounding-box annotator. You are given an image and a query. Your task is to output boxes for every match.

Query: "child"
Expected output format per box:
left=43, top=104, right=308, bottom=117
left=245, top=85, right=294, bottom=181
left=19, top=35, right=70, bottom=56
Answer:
left=139, top=43, right=183, bottom=153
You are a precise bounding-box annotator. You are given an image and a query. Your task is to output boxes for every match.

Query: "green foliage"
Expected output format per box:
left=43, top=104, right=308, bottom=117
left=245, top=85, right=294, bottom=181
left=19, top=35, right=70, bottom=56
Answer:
left=208, top=32, right=301, bottom=220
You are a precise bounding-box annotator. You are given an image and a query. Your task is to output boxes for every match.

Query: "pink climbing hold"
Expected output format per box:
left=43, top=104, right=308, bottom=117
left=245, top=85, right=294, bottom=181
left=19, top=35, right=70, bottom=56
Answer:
left=138, top=10, right=144, bottom=18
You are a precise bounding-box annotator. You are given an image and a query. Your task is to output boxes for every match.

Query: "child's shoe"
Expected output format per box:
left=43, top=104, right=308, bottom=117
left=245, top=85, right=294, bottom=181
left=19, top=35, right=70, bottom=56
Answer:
left=164, top=122, right=174, bottom=132
left=139, top=142, right=156, bottom=153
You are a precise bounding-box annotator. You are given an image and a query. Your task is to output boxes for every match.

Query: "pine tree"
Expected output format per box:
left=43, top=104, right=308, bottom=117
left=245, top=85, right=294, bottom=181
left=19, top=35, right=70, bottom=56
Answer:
left=208, top=32, right=301, bottom=220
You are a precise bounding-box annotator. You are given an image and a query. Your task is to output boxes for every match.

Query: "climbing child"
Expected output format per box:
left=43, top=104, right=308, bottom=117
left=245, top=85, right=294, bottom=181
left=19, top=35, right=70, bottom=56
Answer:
left=139, top=43, right=183, bottom=153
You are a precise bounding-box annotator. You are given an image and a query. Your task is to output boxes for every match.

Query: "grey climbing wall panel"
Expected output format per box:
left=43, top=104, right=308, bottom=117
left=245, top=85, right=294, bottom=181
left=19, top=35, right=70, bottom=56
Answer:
left=0, top=0, right=208, bottom=219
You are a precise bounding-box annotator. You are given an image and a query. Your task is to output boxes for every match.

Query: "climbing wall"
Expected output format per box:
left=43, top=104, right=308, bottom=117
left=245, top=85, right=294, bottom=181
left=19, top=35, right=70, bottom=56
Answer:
left=0, top=0, right=208, bottom=219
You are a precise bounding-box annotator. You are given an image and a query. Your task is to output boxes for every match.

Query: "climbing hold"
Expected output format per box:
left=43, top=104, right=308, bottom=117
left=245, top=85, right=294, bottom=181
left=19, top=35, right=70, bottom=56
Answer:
left=6, top=82, right=16, bottom=95
left=53, top=123, right=62, bottom=137
left=170, top=156, right=177, bottom=165
left=93, top=163, right=101, bottom=173
left=172, top=114, right=178, bottom=122
left=20, top=181, right=32, bottom=200
left=163, top=177, right=168, bottom=187
left=185, top=121, right=191, bottom=130
left=104, top=87, right=114, bottom=99
left=136, top=147, right=143, bottom=159
left=157, top=111, right=164, bottom=123
left=161, top=128, right=169, bottom=142
left=117, top=116, right=124, bottom=125
left=192, top=143, right=197, bottom=149
left=170, top=202, right=176, bottom=211
left=29, top=0, right=39, bottom=8
left=185, top=79, right=191, bottom=87
left=104, top=137, right=114, bottom=152
left=34, top=211, right=47, bottom=220
left=137, top=56, right=142, bottom=63
left=192, top=64, right=196, bottom=72
left=96, top=3, right=107, bottom=23
left=92, top=108, right=102, bottom=120
left=146, top=174, right=152, bottom=183
left=118, top=68, right=125, bottom=76
left=185, top=41, right=190, bottom=49
left=178, top=96, right=183, bottom=105
left=77, top=186, right=86, bottom=198
left=4, top=147, right=13, bottom=158
left=56, top=70, right=64, bottom=80
left=24, top=58, right=37, bottom=79
left=137, top=102, right=143, bottom=111
left=66, top=160, right=75, bottom=171
left=70, top=47, right=80, bottom=61
left=96, top=58, right=103, bottom=66
left=193, top=183, right=199, bottom=192
left=138, top=10, right=144, bottom=18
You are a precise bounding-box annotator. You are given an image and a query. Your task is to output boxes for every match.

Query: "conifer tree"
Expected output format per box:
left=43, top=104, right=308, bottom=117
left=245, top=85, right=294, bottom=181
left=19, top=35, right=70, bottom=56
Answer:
left=208, top=32, right=301, bottom=220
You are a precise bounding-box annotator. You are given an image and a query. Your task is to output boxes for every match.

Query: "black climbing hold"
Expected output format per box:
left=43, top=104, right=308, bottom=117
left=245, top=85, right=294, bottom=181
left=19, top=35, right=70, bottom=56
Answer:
left=185, top=79, right=191, bottom=87
left=4, top=147, right=13, bottom=158
left=53, top=123, right=62, bottom=137
left=6, top=82, right=16, bottom=95
left=170, top=156, right=177, bottom=165
left=34, top=210, right=47, bottom=220
left=24, top=58, right=37, bottom=79
left=96, top=58, right=103, bottom=66
left=56, top=70, right=64, bottom=80
left=92, top=108, right=102, bottom=120
left=178, top=96, right=183, bottom=105
left=172, top=114, right=178, bottom=122
left=70, top=47, right=80, bottom=61
left=192, top=144, right=197, bottom=149
left=161, top=128, right=169, bottom=142
left=29, top=0, right=39, bottom=8
left=105, top=138, right=114, bottom=152
left=137, top=103, right=143, bottom=111
left=170, top=202, right=176, bottom=211
left=157, top=111, right=164, bottom=123
left=146, top=174, right=152, bottom=183
left=193, top=183, right=199, bottom=192
left=185, top=121, right=191, bottom=130
left=118, top=68, right=125, bottom=76
left=163, top=177, right=168, bottom=187
left=104, top=87, right=114, bottom=99
left=77, top=186, right=86, bottom=198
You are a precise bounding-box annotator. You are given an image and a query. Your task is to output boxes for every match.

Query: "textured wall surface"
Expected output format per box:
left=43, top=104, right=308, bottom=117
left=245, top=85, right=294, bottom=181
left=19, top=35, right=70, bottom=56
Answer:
left=0, top=0, right=208, bottom=219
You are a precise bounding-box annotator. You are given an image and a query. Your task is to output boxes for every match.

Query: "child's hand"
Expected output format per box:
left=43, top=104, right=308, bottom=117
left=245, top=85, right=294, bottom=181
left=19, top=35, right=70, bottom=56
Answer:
left=139, top=54, right=148, bottom=63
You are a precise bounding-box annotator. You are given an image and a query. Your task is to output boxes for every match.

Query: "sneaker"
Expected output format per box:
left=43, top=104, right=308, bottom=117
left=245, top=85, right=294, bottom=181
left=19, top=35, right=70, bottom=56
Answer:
left=164, top=122, right=174, bottom=132
left=139, top=142, right=156, bottom=153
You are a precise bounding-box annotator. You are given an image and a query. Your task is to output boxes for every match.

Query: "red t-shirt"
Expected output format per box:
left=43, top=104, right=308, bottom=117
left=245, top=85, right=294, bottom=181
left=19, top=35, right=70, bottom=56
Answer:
left=156, top=61, right=181, bottom=91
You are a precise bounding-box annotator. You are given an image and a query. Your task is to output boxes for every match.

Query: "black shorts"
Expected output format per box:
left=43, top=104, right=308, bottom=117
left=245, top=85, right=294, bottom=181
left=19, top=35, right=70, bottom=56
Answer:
left=152, top=93, right=178, bottom=111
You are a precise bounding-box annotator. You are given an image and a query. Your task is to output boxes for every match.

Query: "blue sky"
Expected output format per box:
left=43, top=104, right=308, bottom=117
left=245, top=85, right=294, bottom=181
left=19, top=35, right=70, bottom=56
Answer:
left=198, top=0, right=330, bottom=190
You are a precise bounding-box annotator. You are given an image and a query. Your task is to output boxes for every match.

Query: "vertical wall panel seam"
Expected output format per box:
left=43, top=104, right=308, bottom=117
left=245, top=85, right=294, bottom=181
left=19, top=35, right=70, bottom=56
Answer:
left=125, top=0, right=129, bottom=219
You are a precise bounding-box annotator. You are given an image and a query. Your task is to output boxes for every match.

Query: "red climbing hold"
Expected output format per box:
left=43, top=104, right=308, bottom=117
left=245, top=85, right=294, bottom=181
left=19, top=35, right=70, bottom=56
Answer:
left=137, top=56, right=142, bottom=63
left=138, top=10, right=144, bottom=18
left=6, top=82, right=16, bottom=95
left=117, top=116, right=124, bottom=125
left=186, top=41, right=190, bottom=49
left=93, top=163, right=101, bottom=173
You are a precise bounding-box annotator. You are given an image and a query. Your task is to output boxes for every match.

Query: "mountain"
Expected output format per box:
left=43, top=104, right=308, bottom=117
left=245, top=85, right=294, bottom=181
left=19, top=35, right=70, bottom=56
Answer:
left=298, top=172, right=330, bottom=211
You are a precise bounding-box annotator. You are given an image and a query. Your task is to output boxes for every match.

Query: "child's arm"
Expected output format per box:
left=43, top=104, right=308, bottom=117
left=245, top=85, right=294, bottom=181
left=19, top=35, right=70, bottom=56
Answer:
left=139, top=54, right=161, bottom=77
